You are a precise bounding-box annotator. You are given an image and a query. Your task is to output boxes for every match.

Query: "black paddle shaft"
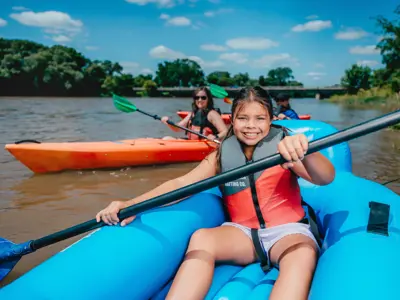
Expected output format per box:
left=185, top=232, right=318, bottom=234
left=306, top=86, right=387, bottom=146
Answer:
left=30, top=109, right=400, bottom=251
left=136, top=108, right=220, bottom=143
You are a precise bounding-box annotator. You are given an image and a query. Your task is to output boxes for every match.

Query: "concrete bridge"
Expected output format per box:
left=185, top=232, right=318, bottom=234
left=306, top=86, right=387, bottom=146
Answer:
left=132, top=86, right=346, bottom=99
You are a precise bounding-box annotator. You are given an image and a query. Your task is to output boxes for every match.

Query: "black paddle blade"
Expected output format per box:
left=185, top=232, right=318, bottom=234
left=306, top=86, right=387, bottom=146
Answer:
left=0, top=237, right=33, bottom=281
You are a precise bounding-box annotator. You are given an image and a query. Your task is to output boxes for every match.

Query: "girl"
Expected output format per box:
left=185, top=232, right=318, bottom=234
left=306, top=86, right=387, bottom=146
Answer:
left=96, top=86, right=335, bottom=300
left=160, top=87, right=228, bottom=141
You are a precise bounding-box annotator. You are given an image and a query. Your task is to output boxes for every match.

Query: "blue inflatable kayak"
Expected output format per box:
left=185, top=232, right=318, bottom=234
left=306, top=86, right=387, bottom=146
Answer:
left=1, top=120, right=399, bottom=300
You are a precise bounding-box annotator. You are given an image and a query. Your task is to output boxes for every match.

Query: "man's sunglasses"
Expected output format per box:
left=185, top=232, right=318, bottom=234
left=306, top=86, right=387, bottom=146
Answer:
left=194, top=96, right=207, bottom=100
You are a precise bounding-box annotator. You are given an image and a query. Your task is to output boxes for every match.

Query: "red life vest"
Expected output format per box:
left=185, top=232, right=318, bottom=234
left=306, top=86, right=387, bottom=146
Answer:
left=186, top=109, right=219, bottom=140
left=220, top=126, right=305, bottom=229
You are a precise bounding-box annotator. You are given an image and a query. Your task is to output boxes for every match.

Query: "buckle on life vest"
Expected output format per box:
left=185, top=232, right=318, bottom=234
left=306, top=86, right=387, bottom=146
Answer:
left=301, top=202, right=323, bottom=248
left=250, top=228, right=272, bottom=273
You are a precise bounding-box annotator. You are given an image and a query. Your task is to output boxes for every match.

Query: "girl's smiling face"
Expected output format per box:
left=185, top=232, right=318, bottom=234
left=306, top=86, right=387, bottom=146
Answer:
left=232, top=101, right=272, bottom=147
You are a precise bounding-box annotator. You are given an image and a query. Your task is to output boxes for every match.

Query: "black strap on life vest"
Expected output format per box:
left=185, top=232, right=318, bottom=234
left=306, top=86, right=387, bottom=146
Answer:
left=250, top=199, right=323, bottom=273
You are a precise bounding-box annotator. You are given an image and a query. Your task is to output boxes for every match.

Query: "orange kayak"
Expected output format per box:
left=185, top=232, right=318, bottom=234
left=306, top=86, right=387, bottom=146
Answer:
left=5, top=138, right=217, bottom=174
left=176, top=111, right=311, bottom=124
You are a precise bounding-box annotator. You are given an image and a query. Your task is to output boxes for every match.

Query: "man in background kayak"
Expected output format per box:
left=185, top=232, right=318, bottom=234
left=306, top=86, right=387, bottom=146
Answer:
left=274, top=93, right=300, bottom=120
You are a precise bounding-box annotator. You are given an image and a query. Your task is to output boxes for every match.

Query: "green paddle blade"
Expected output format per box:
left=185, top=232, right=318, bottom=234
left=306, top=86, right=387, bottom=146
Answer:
left=112, top=94, right=137, bottom=113
left=209, top=84, right=228, bottom=98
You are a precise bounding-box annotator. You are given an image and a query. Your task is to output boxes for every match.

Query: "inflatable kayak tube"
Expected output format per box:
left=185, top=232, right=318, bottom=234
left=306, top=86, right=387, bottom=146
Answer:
left=1, top=121, right=399, bottom=300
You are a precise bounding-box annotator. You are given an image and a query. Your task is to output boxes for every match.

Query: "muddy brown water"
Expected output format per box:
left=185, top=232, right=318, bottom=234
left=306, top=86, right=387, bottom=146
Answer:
left=0, top=97, right=399, bottom=287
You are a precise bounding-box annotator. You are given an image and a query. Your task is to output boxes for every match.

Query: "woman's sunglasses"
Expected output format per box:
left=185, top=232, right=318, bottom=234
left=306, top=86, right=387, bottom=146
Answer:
left=194, top=96, right=207, bottom=100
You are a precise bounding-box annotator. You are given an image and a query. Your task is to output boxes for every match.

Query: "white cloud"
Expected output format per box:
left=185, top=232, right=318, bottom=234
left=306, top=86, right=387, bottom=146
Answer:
left=85, top=46, right=98, bottom=51
left=188, top=56, right=224, bottom=68
left=252, top=53, right=299, bottom=68
left=12, top=6, right=29, bottom=11
left=10, top=11, right=83, bottom=42
left=291, top=20, right=332, bottom=32
left=307, top=72, right=326, bottom=76
left=160, top=13, right=170, bottom=20
left=150, top=45, right=185, bottom=59
left=219, top=52, right=248, bottom=64
left=349, top=45, right=380, bottom=55
left=200, top=44, right=228, bottom=51
left=159, top=14, right=191, bottom=26
left=313, top=77, right=321, bottom=80
left=166, top=16, right=191, bottom=26
left=192, top=21, right=206, bottom=30
left=0, top=18, right=7, bottom=27
left=120, top=61, right=140, bottom=74
left=141, top=68, right=153, bottom=74
left=315, top=63, right=324, bottom=68
left=335, top=28, right=369, bottom=40
left=125, top=0, right=177, bottom=8
left=10, top=11, right=83, bottom=31
left=226, top=37, right=279, bottom=50
left=306, top=15, right=319, bottom=20
left=44, top=28, right=63, bottom=34
left=204, top=8, right=234, bottom=17
left=357, top=60, right=379, bottom=67
left=52, top=35, right=71, bottom=43
left=188, top=0, right=198, bottom=7
left=149, top=45, right=224, bottom=69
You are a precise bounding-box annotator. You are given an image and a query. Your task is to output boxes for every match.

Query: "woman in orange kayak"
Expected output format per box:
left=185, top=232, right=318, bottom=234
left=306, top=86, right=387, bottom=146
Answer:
left=96, top=86, right=335, bottom=300
left=160, top=87, right=228, bottom=141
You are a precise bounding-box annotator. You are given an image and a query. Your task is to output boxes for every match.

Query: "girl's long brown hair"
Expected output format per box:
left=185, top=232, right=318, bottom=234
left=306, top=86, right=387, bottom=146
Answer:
left=215, top=86, right=275, bottom=174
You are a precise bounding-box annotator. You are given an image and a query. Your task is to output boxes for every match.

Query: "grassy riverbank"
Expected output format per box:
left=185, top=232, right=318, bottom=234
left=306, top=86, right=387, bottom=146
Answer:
left=328, top=87, right=400, bottom=130
left=328, top=87, right=399, bottom=107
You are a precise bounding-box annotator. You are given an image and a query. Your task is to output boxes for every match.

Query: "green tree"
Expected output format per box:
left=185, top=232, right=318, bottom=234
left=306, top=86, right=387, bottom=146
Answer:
left=258, top=75, right=266, bottom=86
left=371, top=68, right=390, bottom=87
left=265, top=67, right=294, bottom=86
left=376, top=5, right=400, bottom=73
left=287, top=80, right=304, bottom=87
left=143, top=79, right=157, bottom=96
left=155, top=59, right=205, bottom=87
left=232, top=72, right=250, bottom=86
left=206, top=71, right=233, bottom=86
left=133, top=74, right=153, bottom=87
left=341, top=64, right=372, bottom=94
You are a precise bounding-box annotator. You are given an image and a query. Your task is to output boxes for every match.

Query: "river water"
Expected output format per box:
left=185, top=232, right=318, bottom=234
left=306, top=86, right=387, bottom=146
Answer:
left=0, top=97, right=399, bottom=287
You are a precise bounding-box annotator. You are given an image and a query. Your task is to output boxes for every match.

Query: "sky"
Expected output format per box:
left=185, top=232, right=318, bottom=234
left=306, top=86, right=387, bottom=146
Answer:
left=0, top=0, right=398, bottom=86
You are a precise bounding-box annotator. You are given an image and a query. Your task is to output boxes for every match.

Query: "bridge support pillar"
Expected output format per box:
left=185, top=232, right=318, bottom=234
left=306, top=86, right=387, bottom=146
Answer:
left=315, top=93, right=320, bottom=100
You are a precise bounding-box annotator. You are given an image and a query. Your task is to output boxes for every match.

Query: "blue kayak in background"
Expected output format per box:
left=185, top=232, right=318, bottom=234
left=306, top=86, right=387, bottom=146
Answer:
left=1, top=120, right=399, bottom=300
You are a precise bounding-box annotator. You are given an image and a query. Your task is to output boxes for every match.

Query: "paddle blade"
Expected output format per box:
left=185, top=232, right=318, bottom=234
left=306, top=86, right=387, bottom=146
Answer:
left=112, top=94, right=137, bottom=113
left=223, top=97, right=232, bottom=104
left=0, top=237, right=29, bottom=281
left=209, top=84, right=228, bottom=98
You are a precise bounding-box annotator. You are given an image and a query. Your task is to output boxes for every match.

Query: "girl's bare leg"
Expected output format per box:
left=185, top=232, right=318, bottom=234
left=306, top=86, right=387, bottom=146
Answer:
left=269, top=234, right=318, bottom=300
left=166, top=226, right=256, bottom=300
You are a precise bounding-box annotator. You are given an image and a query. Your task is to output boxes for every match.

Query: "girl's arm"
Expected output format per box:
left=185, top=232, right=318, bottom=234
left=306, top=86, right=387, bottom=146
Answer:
left=162, top=113, right=191, bottom=132
left=208, top=110, right=228, bottom=139
left=291, top=153, right=335, bottom=185
left=96, top=151, right=218, bottom=225
left=278, top=134, right=335, bottom=185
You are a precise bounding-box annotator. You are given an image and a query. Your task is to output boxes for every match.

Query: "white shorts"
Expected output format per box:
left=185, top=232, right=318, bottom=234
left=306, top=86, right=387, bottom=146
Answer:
left=222, top=221, right=320, bottom=266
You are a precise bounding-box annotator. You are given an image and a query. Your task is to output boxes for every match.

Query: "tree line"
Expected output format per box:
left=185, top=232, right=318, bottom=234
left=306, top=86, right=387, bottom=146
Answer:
left=0, top=37, right=303, bottom=97
left=1, top=4, right=397, bottom=97
left=340, top=5, right=399, bottom=95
